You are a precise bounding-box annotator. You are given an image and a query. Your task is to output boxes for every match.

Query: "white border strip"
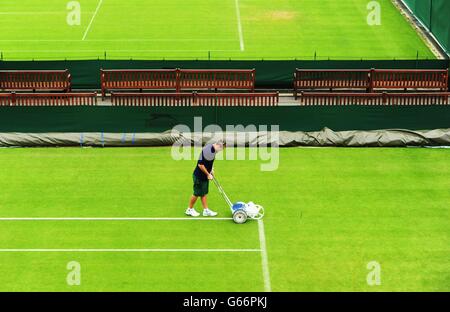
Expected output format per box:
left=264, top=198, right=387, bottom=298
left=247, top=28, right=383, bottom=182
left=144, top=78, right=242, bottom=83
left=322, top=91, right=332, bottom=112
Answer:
left=82, top=0, right=104, bottom=40
left=235, top=0, right=245, bottom=51
left=0, top=217, right=233, bottom=221
left=258, top=220, right=271, bottom=292
left=0, top=248, right=261, bottom=252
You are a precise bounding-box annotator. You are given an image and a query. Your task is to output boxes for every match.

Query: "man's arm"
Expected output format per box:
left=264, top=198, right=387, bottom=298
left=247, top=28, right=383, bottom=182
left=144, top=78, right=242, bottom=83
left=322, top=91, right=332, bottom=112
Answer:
left=198, top=164, right=213, bottom=180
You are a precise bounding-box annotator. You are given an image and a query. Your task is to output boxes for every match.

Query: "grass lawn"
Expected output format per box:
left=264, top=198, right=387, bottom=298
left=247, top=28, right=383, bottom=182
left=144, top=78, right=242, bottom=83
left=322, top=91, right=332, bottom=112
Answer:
left=0, top=0, right=434, bottom=60
left=0, top=147, right=448, bottom=291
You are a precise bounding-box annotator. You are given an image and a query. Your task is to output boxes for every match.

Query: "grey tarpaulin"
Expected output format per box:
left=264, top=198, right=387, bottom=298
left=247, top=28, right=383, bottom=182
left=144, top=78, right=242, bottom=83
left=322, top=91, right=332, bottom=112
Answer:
left=0, top=128, right=449, bottom=147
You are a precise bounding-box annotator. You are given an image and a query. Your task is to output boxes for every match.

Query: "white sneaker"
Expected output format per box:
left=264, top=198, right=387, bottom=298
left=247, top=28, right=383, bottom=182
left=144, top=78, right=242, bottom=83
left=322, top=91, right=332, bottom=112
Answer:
left=185, top=208, right=200, bottom=217
left=203, top=209, right=218, bottom=217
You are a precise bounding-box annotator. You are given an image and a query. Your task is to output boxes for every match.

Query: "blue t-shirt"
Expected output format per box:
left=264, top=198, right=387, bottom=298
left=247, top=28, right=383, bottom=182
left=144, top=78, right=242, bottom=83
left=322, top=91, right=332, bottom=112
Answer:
left=193, top=144, right=216, bottom=180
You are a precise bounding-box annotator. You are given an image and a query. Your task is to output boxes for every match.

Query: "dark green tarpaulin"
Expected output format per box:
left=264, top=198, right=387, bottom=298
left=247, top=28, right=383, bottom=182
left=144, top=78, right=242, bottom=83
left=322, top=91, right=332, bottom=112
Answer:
left=1, top=129, right=449, bottom=147
left=0, top=59, right=448, bottom=89
left=0, top=106, right=449, bottom=133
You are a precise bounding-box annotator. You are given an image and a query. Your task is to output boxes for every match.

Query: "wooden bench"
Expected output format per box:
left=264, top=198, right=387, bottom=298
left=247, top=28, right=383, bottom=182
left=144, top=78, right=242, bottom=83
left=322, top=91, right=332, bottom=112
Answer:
left=101, top=69, right=178, bottom=99
left=293, top=69, right=449, bottom=97
left=179, top=69, right=255, bottom=92
left=0, top=70, right=71, bottom=92
left=0, top=92, right=97, bottom=106
left=370, top=69, right=449, bottom=91
left=298, top=92, right=450, bottom=106
left=111, top=92, right=278, bottom=107
left=293, top=69, right=371, bottom=98
left=101, top=69, right=256, bottom=98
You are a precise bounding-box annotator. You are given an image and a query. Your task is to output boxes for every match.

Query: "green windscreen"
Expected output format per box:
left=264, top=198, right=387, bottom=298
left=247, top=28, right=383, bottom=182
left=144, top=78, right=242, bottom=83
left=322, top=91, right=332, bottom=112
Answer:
left=402, top=0, right=450, bottom=54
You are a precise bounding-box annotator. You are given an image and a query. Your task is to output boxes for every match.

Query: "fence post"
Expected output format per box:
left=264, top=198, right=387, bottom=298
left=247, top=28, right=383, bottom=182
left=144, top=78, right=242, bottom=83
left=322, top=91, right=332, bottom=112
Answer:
left=369, top=68, right=375, bottom=93
left=382, top=92, right=387, bottom=105
left=176, top=68, right=181, bottom=93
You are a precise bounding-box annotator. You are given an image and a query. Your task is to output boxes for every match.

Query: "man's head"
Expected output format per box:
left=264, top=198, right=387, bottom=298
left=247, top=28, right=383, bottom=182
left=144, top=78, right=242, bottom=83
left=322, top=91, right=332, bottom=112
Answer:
left=212, top=140, right=226, bottom=152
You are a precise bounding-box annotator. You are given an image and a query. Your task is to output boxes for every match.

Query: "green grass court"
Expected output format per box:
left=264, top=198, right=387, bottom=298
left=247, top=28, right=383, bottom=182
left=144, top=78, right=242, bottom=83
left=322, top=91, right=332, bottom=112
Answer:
left=0, top=0, right=435, bottom=60
left=0, top=147, right=448, bottom=291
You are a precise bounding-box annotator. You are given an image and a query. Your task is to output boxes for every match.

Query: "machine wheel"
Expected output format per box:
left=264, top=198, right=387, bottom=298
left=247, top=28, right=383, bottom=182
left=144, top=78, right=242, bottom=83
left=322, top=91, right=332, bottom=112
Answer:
left=233, top=209, right=248, bottom=224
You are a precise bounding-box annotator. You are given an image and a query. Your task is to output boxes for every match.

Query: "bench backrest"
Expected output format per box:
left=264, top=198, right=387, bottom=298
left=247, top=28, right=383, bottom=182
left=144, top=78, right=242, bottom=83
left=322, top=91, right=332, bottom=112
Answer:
left=179, top=69, right=255, bottom=91
left=111, top=92, right=278, bottom=107
left=294, top=68, right=449, bottom=94
left=0, top=92, right=97, bottom=106
left=101, top=69, right=178, bottom=91
left=294, top=69, right=371, bottom=93
left=0, top=70, right=71, bottom=91
left=298, top=92, right=450, bottom=106
left=371, top=69, right=448, bottom=90
left=101, top=69, right=255, bottom=96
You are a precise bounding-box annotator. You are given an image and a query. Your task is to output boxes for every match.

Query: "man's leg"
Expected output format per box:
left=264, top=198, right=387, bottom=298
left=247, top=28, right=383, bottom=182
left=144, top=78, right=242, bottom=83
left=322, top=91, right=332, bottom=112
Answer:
left=189, top=195, right=198, bottom=208
left=186, top=195, right=200, bottom=217
left=200, top=195, right=208, bottom=209
left=201, top=195, right=218, bottom=217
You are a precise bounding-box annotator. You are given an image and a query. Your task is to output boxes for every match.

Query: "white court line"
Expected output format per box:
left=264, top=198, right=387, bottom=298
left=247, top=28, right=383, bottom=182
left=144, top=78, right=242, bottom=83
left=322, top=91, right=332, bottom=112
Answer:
left=82, top=0, right=104, bottom=41
left=0, top=217, right=233, bottom=221
left=0, top=39, right=236, bottom=42
left=234, top=0, right=245, bottom=51
left=3, top=49, right=241, bottom=53
left=0, top=12, right=90, bottom=15
left=258, top=219, right=272, bottom=292
left=0, top=248, right=261, bottom=253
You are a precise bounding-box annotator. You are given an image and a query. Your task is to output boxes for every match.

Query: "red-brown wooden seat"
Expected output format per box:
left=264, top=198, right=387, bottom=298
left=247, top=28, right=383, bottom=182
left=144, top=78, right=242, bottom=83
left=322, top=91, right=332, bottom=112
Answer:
left=0, top=92, right=97, bottom=106
left=111, top=92, right=277, bottom=107
left=293, top=69, right=371, bottom=98
left=0, top=70, right=71, bottom=92
left=298, top=92, right=450, bottom=106
left=101, top=69, right=256, bottom=98
left=370, top=69, right=448, bottom=91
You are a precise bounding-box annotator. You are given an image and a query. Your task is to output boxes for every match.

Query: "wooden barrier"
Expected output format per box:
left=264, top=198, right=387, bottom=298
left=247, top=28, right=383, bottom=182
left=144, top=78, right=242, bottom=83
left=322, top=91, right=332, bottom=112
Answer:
left=101, top=69, right=255, bottom=98
left=0, top=92, right=97, bottom=106
left=111, top=92, right=193, bottom=106
left=111, top=92, right=278, bottom=106
left=0, top=70, right=71, bottom=92
left=298, top=92, right=450, bottom=106
left=195, top=92, right=278, bottom=106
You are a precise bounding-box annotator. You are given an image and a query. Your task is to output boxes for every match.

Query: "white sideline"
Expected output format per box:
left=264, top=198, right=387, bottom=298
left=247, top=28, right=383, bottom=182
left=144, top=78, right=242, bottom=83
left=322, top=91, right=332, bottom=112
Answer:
left=82, top=0, right=104, bottom=40
left=258, top=219, right=272, bottom=292
left=235, top=0, right=245, bottom=51
left=0, top=248, right=260, bottom=253
left=0, top=217, right=233, bottom=221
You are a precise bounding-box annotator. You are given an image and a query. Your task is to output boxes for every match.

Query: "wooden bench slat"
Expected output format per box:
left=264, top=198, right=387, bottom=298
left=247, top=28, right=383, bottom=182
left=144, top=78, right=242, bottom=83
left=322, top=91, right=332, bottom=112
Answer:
left=294, top=69, right=449, bottom=98
left=0, top=92, right=96, bottom=106
left=0, top=70, right=71, bottom=92
left=298, top=92, right=450, bottom=106
left=111, top=92, right=278, bottom=107
left=101, top=69, right=256, bottom=98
